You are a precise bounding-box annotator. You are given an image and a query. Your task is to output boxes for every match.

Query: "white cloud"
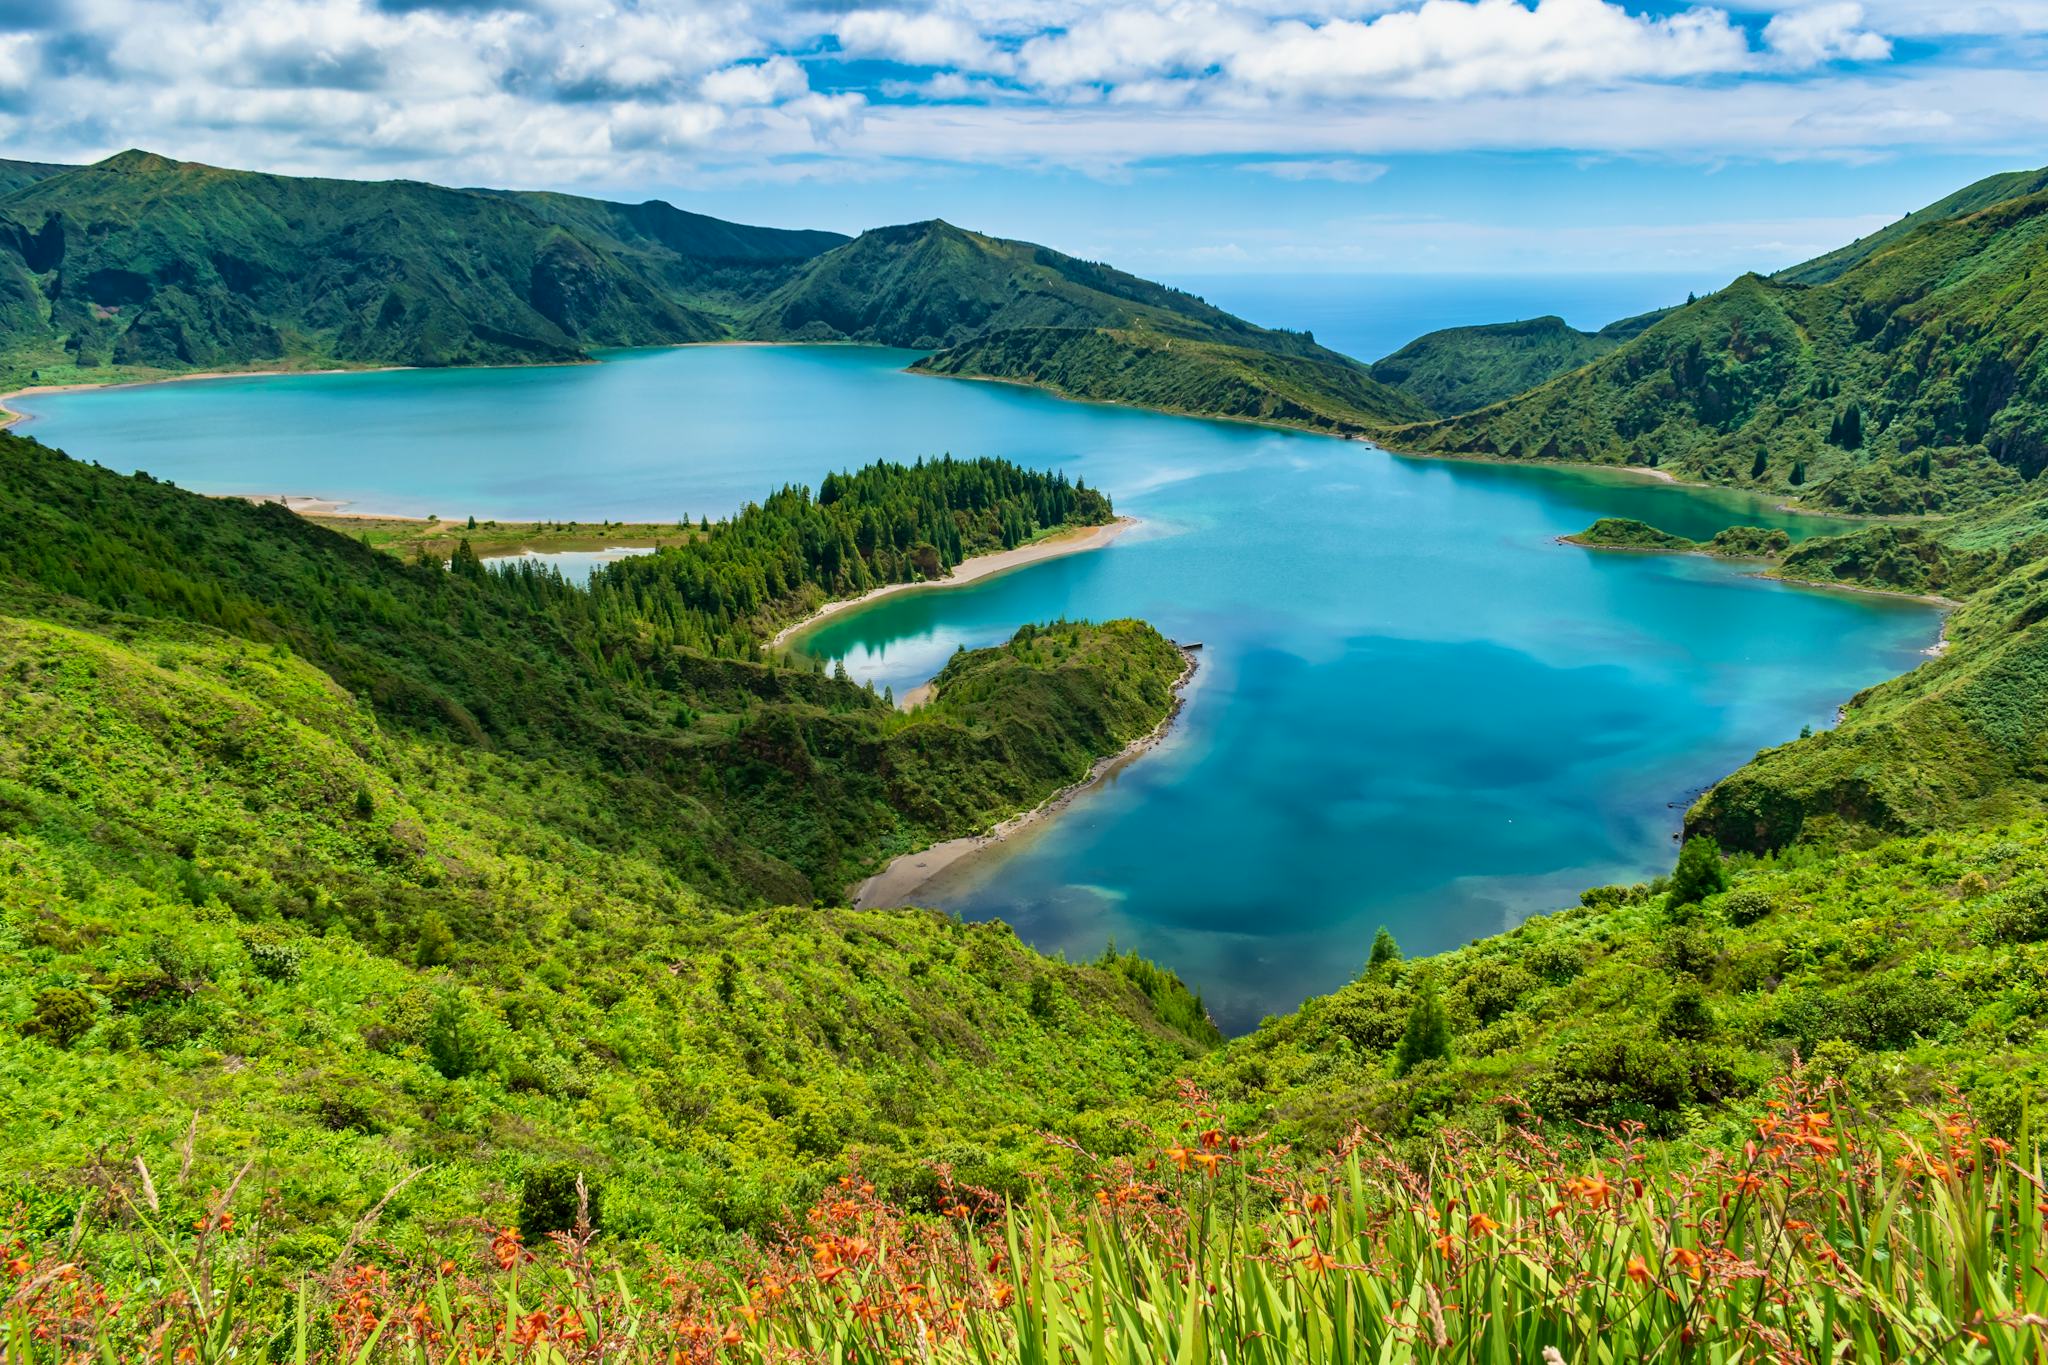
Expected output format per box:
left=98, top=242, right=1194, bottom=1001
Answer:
left=836, top=10, right=1010, bottom=71
left=0, top=0, right=2038, bottom=191
left=1764, top=4, right=1892, bottom=65
left=700, top=55, right=809, bottom=107
left=0, top=33, right=38, bottom=93
left=1228, top=0, right=1753, bottom=101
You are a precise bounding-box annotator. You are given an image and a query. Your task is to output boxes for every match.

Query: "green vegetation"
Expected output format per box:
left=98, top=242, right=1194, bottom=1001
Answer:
left=0, top=429, right=1209, bottom=1257
left=1368, top=314, right=1622, bottom=415
left=1389, top=169, right=2048, bottom=515
left=1565, top=516, right=1790, bottom=557
left=593, top=456, right=1113, bottom=657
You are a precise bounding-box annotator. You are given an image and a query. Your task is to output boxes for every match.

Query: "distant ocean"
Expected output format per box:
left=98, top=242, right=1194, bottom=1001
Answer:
left=1174, top=272, right=1726, bottom=365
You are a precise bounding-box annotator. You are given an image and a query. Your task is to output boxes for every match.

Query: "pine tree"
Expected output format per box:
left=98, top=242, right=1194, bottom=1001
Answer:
left=1394, top=979, right=1450, bottom=1075
left=1367, top=926, right=1401, bottom=974
left=1751, top=449, right=1768, bottom=480
left=1669, top=835, right=1727, bottom=907
left=1790, top=460, right=1807, bottom=486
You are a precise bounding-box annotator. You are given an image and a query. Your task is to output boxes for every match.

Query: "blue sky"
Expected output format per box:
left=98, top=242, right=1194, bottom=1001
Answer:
left=0, top=0, right=2043, bottom=282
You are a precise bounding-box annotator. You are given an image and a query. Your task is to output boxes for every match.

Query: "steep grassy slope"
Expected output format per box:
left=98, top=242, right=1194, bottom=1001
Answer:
left=1779, top=164, right=2048, bottom=285
left=0, top=151, right=839, bottom=380
left=0, top=157, right=72, bottom=195
left=1205, top=817, right=2048, bottom=1154
left=0, top=435, right=1170, bottom=903
left=1389, top=175, right=2048, bottom=514
left=0, top=607, right=1212, bottom=1255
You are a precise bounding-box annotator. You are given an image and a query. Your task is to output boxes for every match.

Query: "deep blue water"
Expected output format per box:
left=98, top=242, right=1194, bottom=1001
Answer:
left=14, top=343, right=1940, bottom=1031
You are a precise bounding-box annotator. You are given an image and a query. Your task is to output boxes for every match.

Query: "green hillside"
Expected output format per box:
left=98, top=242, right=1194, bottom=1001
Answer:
left=1387, top=175, right=2048, bottom=514
left=1778, top=164, right=2048, bottom=285
left=0, top=150, right=860, bottom=382
left=1367, top=314, right=1619, bottom=415
left=0, top=157, right=72, bottom=196
left=0, top=429, right=1209, bottom=1251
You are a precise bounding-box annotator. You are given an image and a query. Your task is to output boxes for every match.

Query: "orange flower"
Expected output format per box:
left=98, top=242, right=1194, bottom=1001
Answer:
left=1300, top=1248, right=1337, bottom=1275
left=1191, top=1152, right=1224, bottom=1178
left=1626, top=1255, right=1652, bottom=1285
left=988, top=1282, right=1015, bottom=1308
left=1667, top=1247, right=1704, bottom=1281
left=1303, top=1193, right=1330, bottom=1214
left=1164, top=1146, right=1193, bottom=1172
left=1467, top=1213, right=1501, bottom=1238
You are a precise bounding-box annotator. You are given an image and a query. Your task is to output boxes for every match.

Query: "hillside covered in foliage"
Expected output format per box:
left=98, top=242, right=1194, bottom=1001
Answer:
left=1365, top=309, right=1671, bottom=416
left=0, top=427, right=1212, bottom=1257
left=1388, top=167, right=2048, bottom=515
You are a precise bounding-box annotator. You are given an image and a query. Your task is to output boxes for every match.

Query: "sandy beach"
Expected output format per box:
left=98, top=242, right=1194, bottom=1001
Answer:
left=768, top=516, right=1139, bottom=651
left=850, top=646, right=1198, bottom=910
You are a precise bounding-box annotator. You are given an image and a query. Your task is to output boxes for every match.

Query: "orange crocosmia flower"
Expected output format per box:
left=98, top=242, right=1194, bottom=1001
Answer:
left=1199, top=1128, right=1225, bottom=1150
left=1434, top=1233, right=1457, bottom=1258
left=1164, top=1146, right=1193, bottom=1172
left=1626, top=1255, right=1652, bottom=1285
left=1667, top=1247, right=1704, bottom=1280
left=1467, top=1213, right=1501, bottom=1237
left=1304, top=1193, right=1331, bottom=1214
left=989, top=1282, right=1016, bottom=1308
left=1192, top=1152, right=1224, bottom=1177
left=721, top=1325, right=744, bottom=1346
left=1301, top=1248, right=1337, bottom=1275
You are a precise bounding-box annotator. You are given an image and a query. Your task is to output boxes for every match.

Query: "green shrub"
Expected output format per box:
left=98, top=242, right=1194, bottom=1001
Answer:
left=1456, top=960, right=1537, bottom=1024
left=21, top=986, right=96, bottom=1047
left=1669, top=836, right=1728, bottom=908
left=1662, top=926, right=1722, bottom=979
left=1523, top=938, right=1584, bottom=985
left=1722, top=886, right=1775, bottom=927
left=1985, top=878, right=2048, bottom=943
left=1659, top=984, right=1716, bottom=1040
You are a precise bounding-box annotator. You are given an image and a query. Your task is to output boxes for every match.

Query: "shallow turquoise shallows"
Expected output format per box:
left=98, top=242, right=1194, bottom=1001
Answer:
left=16, top=345, right=1943, bottom=1031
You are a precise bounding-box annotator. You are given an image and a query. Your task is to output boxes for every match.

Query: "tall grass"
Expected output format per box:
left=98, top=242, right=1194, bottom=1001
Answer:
left=7, top=1077, right=2045, bottom=1362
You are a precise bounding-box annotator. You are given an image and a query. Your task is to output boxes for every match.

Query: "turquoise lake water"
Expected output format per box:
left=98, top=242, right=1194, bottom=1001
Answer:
left=14, top=345, right=1942, bottom=1030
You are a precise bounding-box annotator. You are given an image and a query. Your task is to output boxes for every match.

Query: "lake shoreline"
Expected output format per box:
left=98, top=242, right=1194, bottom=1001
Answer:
left=768, top=516, right=1139, bottom=652
left=850, top=646, right=1199, bottom=910
left=1559, top=534, right=1963, bottom=609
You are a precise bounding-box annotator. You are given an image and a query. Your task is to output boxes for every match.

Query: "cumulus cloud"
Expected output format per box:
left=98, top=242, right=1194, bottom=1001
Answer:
left=1764, top=3, right=1892, bottom=64
left=1227, top=0, right=1753, bottom=101
left=836, top=9, right=1010, bottom=70
left=0, top=0, right=2038, bottom=189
